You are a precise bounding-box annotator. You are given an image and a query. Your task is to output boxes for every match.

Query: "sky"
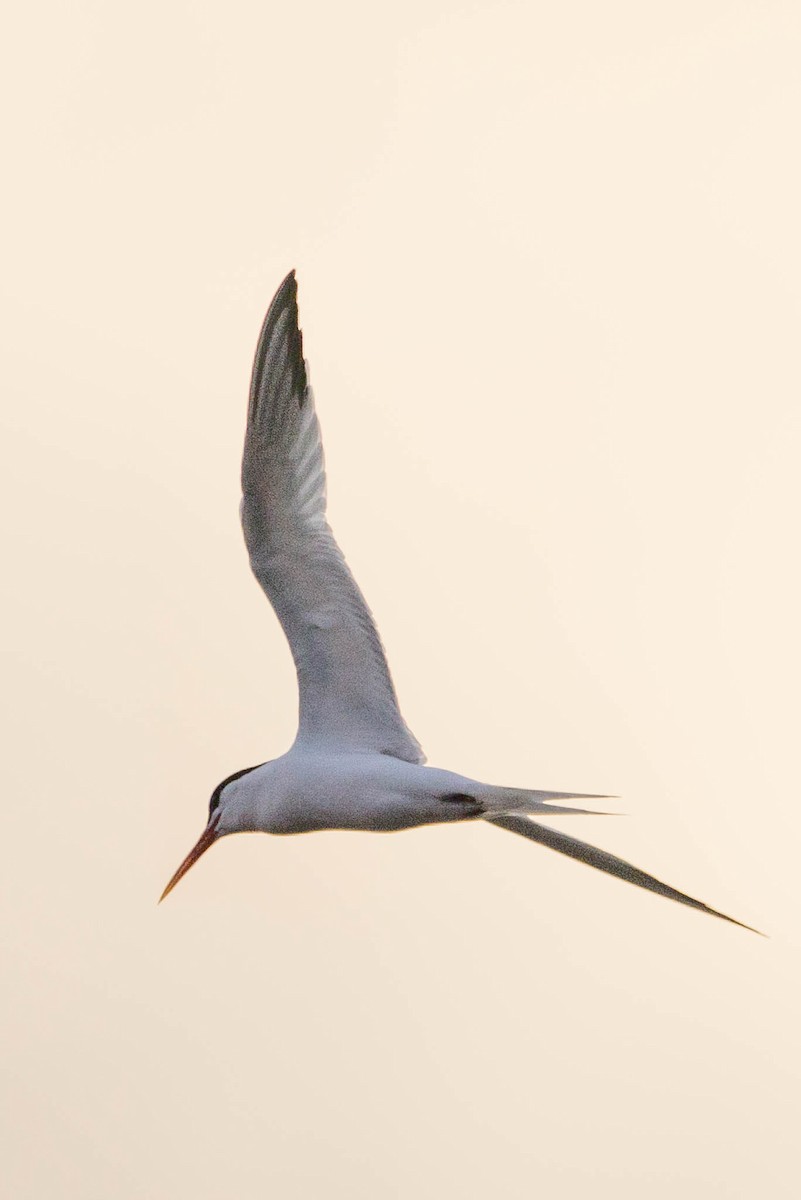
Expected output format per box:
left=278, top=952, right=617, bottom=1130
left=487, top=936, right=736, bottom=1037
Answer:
left=2, top=2, right=800, bottom=1197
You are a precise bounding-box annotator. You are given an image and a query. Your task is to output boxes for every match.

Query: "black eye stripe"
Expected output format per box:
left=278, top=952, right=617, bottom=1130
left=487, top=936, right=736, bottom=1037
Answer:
left=208, top=764, right=263, bottom=818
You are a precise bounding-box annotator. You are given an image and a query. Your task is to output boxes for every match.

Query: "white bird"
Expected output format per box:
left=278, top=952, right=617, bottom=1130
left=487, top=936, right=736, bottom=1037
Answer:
left=161, top=271, right=757, bottom=934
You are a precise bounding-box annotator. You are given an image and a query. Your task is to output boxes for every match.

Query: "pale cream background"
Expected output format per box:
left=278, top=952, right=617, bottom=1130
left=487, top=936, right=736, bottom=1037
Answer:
left=2, top=2, right=800, bottom=1197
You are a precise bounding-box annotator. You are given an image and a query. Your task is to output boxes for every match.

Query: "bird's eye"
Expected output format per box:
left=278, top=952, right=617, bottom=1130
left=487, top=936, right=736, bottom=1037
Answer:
left=207, top=764, right=263, bottom=822
left=208, top=780, right=227, bottom=820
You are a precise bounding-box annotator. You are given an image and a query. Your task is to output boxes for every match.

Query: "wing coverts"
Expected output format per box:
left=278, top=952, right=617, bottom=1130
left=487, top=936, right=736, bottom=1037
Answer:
left=241, top=272, right=424, bottom=764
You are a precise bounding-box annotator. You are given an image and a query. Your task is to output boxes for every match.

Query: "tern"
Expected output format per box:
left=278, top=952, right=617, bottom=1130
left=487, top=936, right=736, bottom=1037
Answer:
left=161, top=271, right=757, bottom=934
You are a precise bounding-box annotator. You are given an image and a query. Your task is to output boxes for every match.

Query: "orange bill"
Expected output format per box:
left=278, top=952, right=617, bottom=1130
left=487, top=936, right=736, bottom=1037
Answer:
left=159, top=814, right=221, bottom=902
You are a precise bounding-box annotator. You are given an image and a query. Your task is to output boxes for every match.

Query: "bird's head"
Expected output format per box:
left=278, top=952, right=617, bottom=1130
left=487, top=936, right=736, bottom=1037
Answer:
left=159, top=763, right=264, bottom=901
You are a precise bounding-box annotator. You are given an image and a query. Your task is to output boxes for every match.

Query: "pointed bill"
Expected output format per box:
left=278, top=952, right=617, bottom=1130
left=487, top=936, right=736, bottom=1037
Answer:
left=159, top=814, right=221, bottom=902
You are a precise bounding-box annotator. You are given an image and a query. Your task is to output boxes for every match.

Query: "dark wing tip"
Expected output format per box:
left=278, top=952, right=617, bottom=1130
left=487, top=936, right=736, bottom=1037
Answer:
left=249, top=269, right=308, bottom=422
left=707, top=909, right=767, bottom=937
left=487, top=815, right=764, bottom=935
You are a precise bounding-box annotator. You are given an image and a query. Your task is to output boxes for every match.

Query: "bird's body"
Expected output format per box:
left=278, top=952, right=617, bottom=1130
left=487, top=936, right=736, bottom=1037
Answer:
left=161, top=271, right=757, bottom=934
left=215, top=751, right=602, bottom=836
left=219, top=754, right=486, bottom=835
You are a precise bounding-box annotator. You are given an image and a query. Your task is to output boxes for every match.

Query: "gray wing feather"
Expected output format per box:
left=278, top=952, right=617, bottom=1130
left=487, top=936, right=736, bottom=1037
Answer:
left=487, top=815, right=760, bottom=933
left=241, top=272, right=424, bottom=764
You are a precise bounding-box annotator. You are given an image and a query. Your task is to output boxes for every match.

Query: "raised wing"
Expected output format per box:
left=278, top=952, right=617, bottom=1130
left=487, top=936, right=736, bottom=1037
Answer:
left=240, top=271, right=424, bottom=764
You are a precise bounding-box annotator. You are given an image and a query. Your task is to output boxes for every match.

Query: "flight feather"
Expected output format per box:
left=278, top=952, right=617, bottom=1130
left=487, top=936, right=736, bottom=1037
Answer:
left=241, top=271, right=425, bottom=764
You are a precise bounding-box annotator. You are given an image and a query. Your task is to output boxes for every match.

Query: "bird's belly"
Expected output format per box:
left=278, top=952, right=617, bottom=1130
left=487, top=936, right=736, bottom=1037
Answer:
left=270, top=795, right=439, bottom=834
left=270, top=785, right=480, bottom=834
left=261, top=755, right=484, bottom=834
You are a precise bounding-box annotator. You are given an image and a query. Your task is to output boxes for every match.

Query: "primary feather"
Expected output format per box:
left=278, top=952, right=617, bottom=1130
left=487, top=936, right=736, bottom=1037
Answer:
left=487, top=815, right=762, bottom=933
left=241, top=271, right=425, bottom=764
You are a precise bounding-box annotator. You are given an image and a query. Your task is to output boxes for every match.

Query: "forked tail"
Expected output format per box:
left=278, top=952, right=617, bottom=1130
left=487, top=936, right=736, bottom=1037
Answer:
left=486, top=814, right=762, bottom=934
left=485, top=786, right=619, bottom=818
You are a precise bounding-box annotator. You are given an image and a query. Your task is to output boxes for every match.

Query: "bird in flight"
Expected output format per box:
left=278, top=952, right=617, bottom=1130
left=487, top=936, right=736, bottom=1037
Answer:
left=161, top=271, right=757, bottom=934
